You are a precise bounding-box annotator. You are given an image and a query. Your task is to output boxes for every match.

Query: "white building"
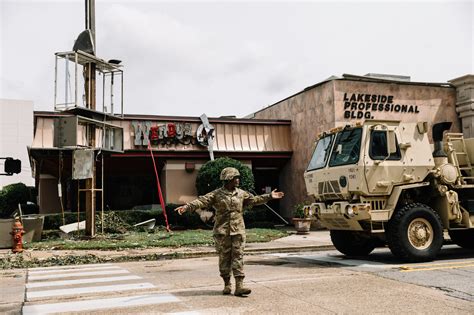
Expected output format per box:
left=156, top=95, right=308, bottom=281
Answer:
left=0, top=99, right=34, bottom=188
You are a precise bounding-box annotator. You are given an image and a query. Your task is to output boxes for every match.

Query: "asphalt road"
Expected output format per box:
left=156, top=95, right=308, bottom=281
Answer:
left=5, top=246, right=474, bottom=314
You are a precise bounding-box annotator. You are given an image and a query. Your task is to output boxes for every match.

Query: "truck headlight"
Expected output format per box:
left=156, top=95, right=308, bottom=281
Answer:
left=313, top=205, right=320, bottom=216
left=345, top=205, right=355, bottom=217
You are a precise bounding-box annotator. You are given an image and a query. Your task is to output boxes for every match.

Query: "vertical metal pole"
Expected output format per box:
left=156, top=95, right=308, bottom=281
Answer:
left=85, top=152, right=96, bottom=238
left=84, top=0, right=97, bottom=237
left=75, top=53, right=78, bottom=107
left=54, top=55, right=58, bottom=110
left=121, top=72, right=124, bottom=118
left=101, top=153, right=104, bottom=234
left=85, top=0, right=96, bottom=50
left=102, top=73, right=105, bottom=113
left=77, top=180, right=80, bottom=232
left=85, top=64, right=96, bottom=110
left=110, top=72, right=114, bottom=115
left=65, top=57, right=68, bottom=107
left=84, top=0, right=96, bottom=110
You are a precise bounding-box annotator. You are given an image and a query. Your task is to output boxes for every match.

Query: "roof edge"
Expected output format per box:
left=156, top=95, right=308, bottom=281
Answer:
left=250, top=74, right=454, bottom=117
left=33, top=111, right=291, bottom=125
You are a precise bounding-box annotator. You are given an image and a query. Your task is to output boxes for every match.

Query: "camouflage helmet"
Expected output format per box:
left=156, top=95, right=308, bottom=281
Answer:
left=220, top=167, right=240, bottom=181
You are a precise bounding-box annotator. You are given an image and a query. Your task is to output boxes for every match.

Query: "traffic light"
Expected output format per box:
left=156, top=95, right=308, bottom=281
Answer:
left=1, top=158, right=21, bottom=176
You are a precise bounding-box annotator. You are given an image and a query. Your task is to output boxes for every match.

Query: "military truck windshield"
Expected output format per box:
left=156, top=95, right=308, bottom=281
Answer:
left=307, top=134, right=334, bottom=171
left=329, top=128, right=362, bottom=167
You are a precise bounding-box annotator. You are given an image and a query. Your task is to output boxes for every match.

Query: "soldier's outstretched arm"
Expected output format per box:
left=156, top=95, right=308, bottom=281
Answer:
left=174, top=191, right=216, bottom=215
left=243, top=189, right=284, bottom=207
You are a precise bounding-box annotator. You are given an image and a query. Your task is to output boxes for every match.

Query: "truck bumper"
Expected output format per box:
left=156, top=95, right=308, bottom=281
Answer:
left=312, top=202, right=371, bottom=231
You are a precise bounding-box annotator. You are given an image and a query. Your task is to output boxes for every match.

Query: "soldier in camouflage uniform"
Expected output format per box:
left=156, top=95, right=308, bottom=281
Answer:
left=175, top=167, right=284, bottom=297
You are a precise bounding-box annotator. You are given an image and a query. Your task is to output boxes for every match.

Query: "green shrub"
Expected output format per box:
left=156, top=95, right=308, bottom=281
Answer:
left=43, top=212, right=86, bottom=230
left=195, top=157, right=255, bottom=195
left=0, top=183, right=33, bottom=218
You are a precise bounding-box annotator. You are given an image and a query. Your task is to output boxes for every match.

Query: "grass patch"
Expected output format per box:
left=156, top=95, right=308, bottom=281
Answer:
left=24, top=228, right=288, bottom=251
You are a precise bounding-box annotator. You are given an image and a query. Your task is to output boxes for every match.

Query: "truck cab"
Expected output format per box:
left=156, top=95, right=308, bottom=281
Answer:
left=304, top=120, right=474, bottom=262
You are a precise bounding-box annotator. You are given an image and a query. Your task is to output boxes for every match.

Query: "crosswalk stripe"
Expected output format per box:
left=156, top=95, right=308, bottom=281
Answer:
left=27, top=282, right=155, bottom=299
left=26, top=275, right=143, bottom=288
left=22, top=293, right=180, bottom=314
left=29, top=265, right=121, bottom=275
left=28, top=263, right=114, bottom=271
left=28, top=269, right=129, bottom=281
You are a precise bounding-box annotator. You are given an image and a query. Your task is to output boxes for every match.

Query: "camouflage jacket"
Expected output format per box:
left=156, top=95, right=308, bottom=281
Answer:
left=185, top=187, right=272, bottom=235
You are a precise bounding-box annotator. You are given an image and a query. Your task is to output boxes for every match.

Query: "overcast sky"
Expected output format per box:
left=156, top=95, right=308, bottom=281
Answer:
left=1, top=0, right=473, bottom=118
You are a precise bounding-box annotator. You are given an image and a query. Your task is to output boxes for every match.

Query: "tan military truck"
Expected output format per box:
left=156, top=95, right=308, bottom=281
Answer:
left=304, top=120, right=474, bottom=262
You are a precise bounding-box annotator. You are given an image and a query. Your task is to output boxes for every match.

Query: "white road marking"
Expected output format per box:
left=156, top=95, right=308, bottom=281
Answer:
left=28, top=265, right=121, bottom=275
left=28, top=263, right=114, bottom=271
left=268, top=252, right=403, bottom=269
left=300, top=255, right=402, bottom=268
left=22, top=293, right=180, bottom=314
left=28, top=269, right=129, bottom=280
left=27, top=282, right=155, bottom=299
left=26, top=275, right=143, bottom=288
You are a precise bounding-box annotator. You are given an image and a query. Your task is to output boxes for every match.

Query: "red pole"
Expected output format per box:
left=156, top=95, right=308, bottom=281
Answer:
left=148, top=143, right=171, bottom=232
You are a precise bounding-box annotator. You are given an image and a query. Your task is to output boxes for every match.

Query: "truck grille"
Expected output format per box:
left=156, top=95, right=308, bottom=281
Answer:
left=360, top=197, right=386, bottom=210
left=318, top=180, right=342, bottom=199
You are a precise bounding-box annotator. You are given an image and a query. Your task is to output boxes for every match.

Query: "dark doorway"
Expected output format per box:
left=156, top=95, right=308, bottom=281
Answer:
left=253, top=167, right=281, bottom=211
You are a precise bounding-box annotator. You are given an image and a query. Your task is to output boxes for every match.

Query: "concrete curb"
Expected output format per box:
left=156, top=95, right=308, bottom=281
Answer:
left=0, top=244, right=335, bottom=269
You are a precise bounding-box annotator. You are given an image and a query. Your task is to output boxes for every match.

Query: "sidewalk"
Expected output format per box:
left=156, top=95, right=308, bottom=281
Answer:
left=0, top=230, right=333, bottom=267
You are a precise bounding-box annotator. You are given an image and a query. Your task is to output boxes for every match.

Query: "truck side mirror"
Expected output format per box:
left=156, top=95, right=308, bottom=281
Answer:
left=387, top=131, right=397, bottom=155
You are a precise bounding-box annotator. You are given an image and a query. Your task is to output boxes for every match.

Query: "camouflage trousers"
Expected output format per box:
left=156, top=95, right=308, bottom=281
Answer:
left=213, top=234, right=246, bottom=278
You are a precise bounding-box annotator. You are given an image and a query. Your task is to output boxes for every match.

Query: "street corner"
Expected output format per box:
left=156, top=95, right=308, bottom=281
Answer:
left=0, top=268, right=26, bottom=314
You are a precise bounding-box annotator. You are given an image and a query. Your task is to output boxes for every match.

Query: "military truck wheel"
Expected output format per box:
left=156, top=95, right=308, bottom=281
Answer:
left=330, top=230, right=375, bottom=256
left=449, top=229, right=474, bottom=249
left=387, top=203, right=443, bottom=262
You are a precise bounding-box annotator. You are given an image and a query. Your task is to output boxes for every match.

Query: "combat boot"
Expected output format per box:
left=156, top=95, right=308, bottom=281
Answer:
left=222, top=276, right=231, bottom=295
left=234, top=276, right=251, bottom=296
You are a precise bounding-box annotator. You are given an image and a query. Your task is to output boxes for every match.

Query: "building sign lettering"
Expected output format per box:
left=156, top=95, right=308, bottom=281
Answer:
left=343, top=93, right=420, bottom=119
left=132, top=121, right=195, bottom=146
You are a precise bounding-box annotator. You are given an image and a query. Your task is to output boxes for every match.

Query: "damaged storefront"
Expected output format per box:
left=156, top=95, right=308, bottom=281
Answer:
left=29, top=112, right=292, bottom=214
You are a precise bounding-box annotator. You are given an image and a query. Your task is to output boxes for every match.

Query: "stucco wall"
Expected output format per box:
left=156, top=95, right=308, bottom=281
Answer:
left=253, top=79, right=459, bottom=218
left=254, top=81, right=335, bottom=216
left=333, top=80, right=460, bottom=139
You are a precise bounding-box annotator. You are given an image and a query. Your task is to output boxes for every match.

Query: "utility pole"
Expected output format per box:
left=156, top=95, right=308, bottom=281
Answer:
left=84, top=0, right=96, bottom=237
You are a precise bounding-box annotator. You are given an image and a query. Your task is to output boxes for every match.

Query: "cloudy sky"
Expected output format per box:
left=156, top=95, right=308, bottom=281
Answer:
left=1, top=0, right=472, bottom=118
